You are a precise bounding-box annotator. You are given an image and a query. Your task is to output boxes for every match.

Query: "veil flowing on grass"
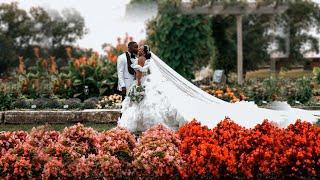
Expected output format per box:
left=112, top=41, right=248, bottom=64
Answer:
left=149, top=52, right=319, bottom=128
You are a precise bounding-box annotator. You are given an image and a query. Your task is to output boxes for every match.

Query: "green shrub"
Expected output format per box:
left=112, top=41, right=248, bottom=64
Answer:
left=47, top=98, right=63, bottom=109
left=313, top=67, right=320, bottom=84
left=0, top=91, right=13, bottom=110
left=63, top=98, right=83, bottom=109
left=295, top=77, right=312, bottom=104
left=12, top=98, right=32, bottom=109
left=32, top=98, right=52, bottom=109
left=83, top=97, right=99, bottom=109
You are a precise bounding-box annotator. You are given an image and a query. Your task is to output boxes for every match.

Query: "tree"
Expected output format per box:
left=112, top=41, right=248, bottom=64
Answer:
left=0, top=2, right=33, bottom=73
left=242, top=15, right=273, bottom=74
left=0, top=2, right=87, bottom=74
left=146, top=0, right=216, bottom=80
left=275, top=0, right=320, bottom=64
left=211, top=15, right=237, bottom=78
left=212, top=14, right=273, bottom=79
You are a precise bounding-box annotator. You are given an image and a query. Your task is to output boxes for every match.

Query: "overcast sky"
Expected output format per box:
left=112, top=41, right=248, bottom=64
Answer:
left=0, top=0, right=153, bottom=53
left=0, top=0, right=319, bottom=55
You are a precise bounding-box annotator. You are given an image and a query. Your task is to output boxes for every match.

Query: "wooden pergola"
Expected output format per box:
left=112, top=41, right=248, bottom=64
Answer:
left=180, top=1, right=288, bottom=84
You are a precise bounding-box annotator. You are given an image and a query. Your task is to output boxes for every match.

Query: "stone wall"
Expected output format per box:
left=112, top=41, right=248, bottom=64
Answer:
left=3, top=109, right=121, bottom=124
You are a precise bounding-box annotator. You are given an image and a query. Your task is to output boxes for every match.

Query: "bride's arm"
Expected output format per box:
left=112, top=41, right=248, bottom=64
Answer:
left=136, top=70, right=142, bottom=86
left=136, top=57, right=145, bottom=86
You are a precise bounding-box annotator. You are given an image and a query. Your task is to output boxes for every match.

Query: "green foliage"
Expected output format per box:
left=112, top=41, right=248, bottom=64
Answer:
left=0, top=88, right=13, bottom=110
left=295, top=77, right=312, bottom=104
left=262, top=76, right=280, bottom=101
left=283, top=77, right=313, bottom=105
left=69, top=55, right=117, bottom=100
left=313, top=67, right=320, bottom=84
left=244, top=79, right=269, bottom=105
left=147, top=0, right=216, bottom=80
left=243, top=76, right=314, bottom=106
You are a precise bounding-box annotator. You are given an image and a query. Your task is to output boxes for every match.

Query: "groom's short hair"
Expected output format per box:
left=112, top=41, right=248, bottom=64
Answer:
left=128, top=41, right=137, bottom=48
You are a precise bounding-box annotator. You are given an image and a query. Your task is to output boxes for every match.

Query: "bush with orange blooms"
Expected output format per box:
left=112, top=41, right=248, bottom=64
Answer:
left=204, top=86, right=247, bottom=103
left=103, top=33, right=133, bottom=63
left=103, top=33, right=145, bottom=63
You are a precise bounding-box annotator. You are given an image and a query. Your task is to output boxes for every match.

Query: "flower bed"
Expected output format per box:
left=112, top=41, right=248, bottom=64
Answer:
left=178, top=119, right=320, bottom=179
left=0, top=120, right=319, bottom=178
left=7, top=94, right=122, bottom=111
left=202, top=76, right=320, bottom=107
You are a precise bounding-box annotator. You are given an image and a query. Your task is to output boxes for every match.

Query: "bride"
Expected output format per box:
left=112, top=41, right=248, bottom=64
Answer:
left=119, top=45, right=319, bottom=132
left=118, top=45, right=185, bottom=132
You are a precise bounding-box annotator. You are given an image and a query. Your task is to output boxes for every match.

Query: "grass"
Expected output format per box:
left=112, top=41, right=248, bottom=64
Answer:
left=246, top=69, right=313, bottom=79
left=0, top=122, right=117, bottom=132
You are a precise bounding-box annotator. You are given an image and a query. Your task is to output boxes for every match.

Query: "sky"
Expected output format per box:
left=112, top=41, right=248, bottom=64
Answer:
left=0, top=0, right=156, bottom=53
left=0, top=0, right=319, bottom=55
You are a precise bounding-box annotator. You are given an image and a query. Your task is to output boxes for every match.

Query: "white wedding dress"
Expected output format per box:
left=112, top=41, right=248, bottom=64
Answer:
left=118, top=58, right=186, bottom=132
left=118, top=52, right=320, bottom=132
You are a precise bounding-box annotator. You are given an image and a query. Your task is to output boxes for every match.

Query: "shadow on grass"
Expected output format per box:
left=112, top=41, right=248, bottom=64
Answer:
left=0, top=122, right=117, bottom=132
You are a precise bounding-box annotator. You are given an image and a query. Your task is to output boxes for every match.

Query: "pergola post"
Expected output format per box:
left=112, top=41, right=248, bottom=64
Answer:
left=236, top=15, right=243, bottom=85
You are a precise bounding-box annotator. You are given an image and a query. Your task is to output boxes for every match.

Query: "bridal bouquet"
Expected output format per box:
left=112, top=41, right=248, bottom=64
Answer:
left=128, top=85, right=146, bottom=103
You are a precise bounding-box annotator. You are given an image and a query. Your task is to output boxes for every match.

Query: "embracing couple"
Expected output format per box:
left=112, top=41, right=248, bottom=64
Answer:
left=117, top=41, right=150, bottom=100
left=116, top=41, right=184, bottom=132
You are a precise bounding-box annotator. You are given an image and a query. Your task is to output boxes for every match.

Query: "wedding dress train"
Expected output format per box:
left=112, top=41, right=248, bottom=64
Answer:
left=118, top=52, right=320, bottom=132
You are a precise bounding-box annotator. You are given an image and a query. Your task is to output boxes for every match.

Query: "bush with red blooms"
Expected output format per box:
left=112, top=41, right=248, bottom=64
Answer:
left=0, top=120, right=319, bottom=179
left=99, top=126, right=137, bottom=177
left=0, top=131, right=28, bottom=156
left=60, top=123, right=100, bottom=156
left=132, top=124, right=186, bottom=179
left=28, top=125, right=60, bottom=148
left=178, top=119, right=320, bottom=179
left=0, top=143, right=49, bottom=179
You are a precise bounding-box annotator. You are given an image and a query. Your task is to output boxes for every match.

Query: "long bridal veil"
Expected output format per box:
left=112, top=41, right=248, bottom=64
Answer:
left=149, top=52, right=320, bottom=128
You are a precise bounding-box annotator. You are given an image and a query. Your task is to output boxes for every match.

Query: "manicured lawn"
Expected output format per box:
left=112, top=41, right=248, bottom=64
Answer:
left=246, top=69, right=313, bottom=79
left=0, top=122, right=116, bottom=132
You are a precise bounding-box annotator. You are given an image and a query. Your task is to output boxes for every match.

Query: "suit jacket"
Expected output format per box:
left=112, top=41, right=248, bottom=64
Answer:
left=117, top=52, right=136, bottom=91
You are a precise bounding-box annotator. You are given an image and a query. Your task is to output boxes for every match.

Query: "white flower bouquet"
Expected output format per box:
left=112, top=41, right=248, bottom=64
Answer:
left=128, top=84, right=146, bottom=103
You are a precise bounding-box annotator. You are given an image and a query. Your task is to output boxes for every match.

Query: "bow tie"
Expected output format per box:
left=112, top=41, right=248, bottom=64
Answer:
left=130, top=54, right=136, bottom=59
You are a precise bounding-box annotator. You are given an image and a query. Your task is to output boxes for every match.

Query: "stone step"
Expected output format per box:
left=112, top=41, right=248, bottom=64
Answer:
left=3, top=109, right=121, bottom=124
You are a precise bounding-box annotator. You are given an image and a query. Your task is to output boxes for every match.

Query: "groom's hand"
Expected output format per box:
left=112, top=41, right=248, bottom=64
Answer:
left=121, top=87, right=126, bottom=94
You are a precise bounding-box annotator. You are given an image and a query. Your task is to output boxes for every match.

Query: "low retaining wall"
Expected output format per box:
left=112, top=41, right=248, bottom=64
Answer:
left=1, top=106, right=319, bottom=124
left=3, top=109, right=121, bottom=124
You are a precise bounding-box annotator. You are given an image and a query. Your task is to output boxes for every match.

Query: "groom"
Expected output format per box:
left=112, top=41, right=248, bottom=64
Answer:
left=117, top=41, right=139, bottom=100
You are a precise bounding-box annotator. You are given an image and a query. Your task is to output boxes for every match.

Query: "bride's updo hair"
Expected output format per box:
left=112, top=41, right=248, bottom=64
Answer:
left=143, top=45, right=151, bottom=59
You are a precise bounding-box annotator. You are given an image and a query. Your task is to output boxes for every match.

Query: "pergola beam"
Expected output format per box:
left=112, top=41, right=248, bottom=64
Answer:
left=181, top=2, right=288, bottom=15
